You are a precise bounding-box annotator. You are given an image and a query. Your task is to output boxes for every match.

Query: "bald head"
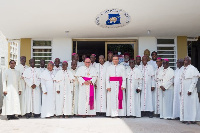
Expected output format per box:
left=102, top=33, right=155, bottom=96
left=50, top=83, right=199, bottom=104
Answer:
left=29, top=58, right=35, bottom=68
left=142, top=56, right=148, bottom=66
left=71, top=60, right=77, bottom=70
left=20, top=56, right=26, bottom=66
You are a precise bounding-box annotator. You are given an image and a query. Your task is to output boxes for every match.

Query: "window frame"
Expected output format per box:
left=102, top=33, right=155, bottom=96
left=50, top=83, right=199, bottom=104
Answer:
left=156, top=37, right=177, bottom=69
left=31, top=39, right=53, bottom=67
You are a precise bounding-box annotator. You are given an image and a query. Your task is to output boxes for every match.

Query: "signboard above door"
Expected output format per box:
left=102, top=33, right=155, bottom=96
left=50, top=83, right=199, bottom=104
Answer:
left=95, top=8, right=131, bottom=28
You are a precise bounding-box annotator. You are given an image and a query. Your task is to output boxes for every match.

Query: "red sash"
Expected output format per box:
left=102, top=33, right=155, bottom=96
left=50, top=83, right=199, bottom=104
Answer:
left=82, top=77, right=94, bottom=110
left=110, top=77, right=123, bottom=109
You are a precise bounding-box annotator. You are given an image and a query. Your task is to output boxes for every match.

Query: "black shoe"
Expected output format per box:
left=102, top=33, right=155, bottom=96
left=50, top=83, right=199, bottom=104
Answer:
left=7, top=115, right=13, bottom=120
left=175, top=117, right=180, bottom=120
left=12, top=116, right=19, bottom=120
left=26, top=113, right=31, bottom=119
left=149, top=112, right=154, bottom=118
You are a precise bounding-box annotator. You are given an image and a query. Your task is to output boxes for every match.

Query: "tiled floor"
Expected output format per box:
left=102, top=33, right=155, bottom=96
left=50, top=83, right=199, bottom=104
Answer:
left=0, top=116, right=200, bottom=133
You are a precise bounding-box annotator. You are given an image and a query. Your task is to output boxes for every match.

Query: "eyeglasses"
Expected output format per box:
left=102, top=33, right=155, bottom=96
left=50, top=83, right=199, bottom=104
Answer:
left=85, top=62, right=91, bottom=63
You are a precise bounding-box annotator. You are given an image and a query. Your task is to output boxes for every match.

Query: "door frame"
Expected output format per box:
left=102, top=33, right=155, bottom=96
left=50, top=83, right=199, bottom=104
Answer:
left=72, top=39, right=138, bottom=60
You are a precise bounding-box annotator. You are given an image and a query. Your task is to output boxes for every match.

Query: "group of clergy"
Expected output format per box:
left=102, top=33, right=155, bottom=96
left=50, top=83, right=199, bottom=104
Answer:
left=1, top=51, right=200, bottom=125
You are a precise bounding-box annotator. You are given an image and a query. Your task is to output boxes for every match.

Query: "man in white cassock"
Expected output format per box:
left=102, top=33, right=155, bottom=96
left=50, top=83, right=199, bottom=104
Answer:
left=154, top=57, right=163, bottom=116
left=75, top=58, right=97, bottom=117
left=158, top=59, right=174, bottom=119
left=23, top=58, right=41, bottom=118
left=53, top=58, right=62, bottom=74
left=126, top=59, right=142, bottom=117
left=40, top=61, right=56, bottom=118
left=148, top=51, right=158, bottom=70
left=180, top=56, right=200, bottom=124
left=54, top=61, right=74, bottom=118
left=68, top=53, right=82, bottom=68
left=138, top=56, right=155, bottom=118
left=1, top=60, right=21, bottom=120
left=95, top=55, right=108, bottom=116
left=37, top=59, right=46, bottom=106
left=106, top=55, right=126, bottom=117
left=135, top=56, right=141, bottom=68
left=173, top=59, right=184, bottom=119
left=79, top=54, right=87, bottom=67
left=69, top=60, right=79, bottom=115
left=105, top=52, right=113, bottom=66
left=120, top=53, right=130, bottom=69
left=15, top=56, right=29, bottom=116
left=38, top=59, right=46, bottom=74
left=90, top=54, right=97, bottom=67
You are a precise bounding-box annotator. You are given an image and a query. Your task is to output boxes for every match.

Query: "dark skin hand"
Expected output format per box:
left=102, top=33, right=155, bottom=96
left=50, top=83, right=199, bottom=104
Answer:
left=31, top=84, right=36, bottom=89
left=151, top=87, right=155, bottom=91
left=136, top=89, right=141, bottom=93
left=160, top=86, right=166, bottom=91
left=188, top=91, right=192, bottom=96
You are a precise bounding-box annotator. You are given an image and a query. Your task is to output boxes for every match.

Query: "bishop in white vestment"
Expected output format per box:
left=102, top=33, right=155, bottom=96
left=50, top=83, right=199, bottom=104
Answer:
left=154, top=57, right=163, bottom=115
left=40, top=61, right=56, bottom=118
left=75, top=58, right=97, bottom=117
left=159, top=59, right=174, bottom=119
left=106, top=55, right=126, bottom=117
left=126, top=59, right=142, bottom=117
left=15, top=56, right=29, bottom=116
left=138, top=56, right=155, bottom=118
left=23, top=59, right=41, bottom=118
left=95, top=55, right=108, bottom=114
left=173, top=59, right=184, bottom=119
left=180, top=56, right=200, bottom=124
left=69, top=60, right=79, bottom=115
left=54, top=61, right=75, bottom=117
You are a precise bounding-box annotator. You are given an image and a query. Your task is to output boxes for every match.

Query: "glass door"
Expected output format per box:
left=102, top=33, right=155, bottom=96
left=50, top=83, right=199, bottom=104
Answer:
left=105, top=41, right=138, bottom=62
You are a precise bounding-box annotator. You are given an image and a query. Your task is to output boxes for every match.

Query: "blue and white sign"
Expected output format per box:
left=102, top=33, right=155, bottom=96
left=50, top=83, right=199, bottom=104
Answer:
left=95, top=9, right=131, bottom=28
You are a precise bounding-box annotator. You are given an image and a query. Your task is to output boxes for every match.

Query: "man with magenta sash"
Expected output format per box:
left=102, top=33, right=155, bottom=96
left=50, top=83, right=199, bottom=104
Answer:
left=75, top=58, right=97, bottom=118
left=106, top=55, right=126, bottom=117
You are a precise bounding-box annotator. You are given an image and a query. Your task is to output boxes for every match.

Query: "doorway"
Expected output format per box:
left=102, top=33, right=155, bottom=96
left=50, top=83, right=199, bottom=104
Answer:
left=72, top=39, right=138, bottom=62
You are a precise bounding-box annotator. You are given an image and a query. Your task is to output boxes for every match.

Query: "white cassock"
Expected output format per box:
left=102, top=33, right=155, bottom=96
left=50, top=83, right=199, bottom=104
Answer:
left=95, top=63, right=108, bottom=113
left=138, top=64, right=155, bottom=112
left=1, top=68, right=21, bottom=115
left=158, top=67, right=174, bottom=119
left=126, top=66, right=142, bottom=117
left=15, top=64, right=29, bottom=115
left=120, top=62, right=129, bottom=69
left=91, top=62, right=97, bottom=68
left=69, top=68, right=79, bottom=115
left=54, top=69, right=74, bottom=116
left=148, top=60, right=157, bottom=70
left=53, top=66, right=62, bottom=74
left=172, top=67, right=182, bottom=118
left=75, top=66, right=97, bottom=115
left=40, top=69, right=56, bottom=118
left=154, top=66, right=164, bottom=114
left=68, top=60, right=82, bottom=68
left=180, top=65, right=200, bottom=122
left=104, top=61, right=113, bottom=66
left=37, top=67, right=46, bottom=104
left=23, top=67, right=41, bottom=114
left=106, top=64, right=126, bottom=117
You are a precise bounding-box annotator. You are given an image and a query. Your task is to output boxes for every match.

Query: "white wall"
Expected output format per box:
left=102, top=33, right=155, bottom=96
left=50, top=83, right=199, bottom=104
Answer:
left=52, top=38, right=72, bottom=62
left=0, top=31, right=8, bottom=109
left=138, top=37, right=157, bottom=56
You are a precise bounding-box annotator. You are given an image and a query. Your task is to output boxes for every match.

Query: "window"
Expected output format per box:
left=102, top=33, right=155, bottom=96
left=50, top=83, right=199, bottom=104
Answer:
left=9, top=41, right=19, bottom=64
left=157, top=39, right=177, bottom=69
left=32, top=40, right=52, bottom=67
